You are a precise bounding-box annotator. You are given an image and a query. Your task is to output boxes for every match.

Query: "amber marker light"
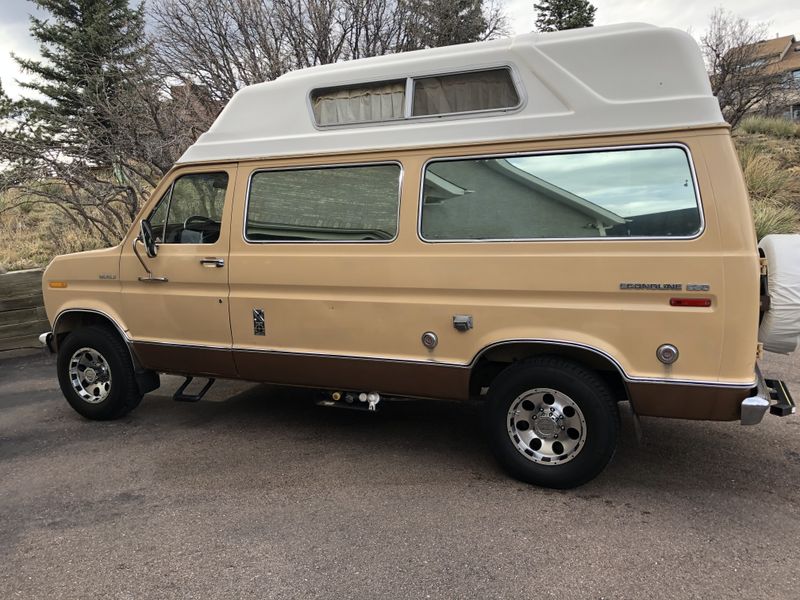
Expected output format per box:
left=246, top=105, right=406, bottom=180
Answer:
left=48, top=281, right=68, bottom=289
left=669, top=297, right=711, bottom=307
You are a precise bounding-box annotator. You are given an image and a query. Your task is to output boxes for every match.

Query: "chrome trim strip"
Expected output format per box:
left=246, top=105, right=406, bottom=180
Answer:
left=403, top=78, right=414, bottom=119
left=242, top=160, right=404, bottom=245
left=129, top=337, right=755, bottom=389
left=232, top=344, right=460, bottom=367
left=416, top=142, right=706, bottom=243
left=133, top=340, right=231, bottom=352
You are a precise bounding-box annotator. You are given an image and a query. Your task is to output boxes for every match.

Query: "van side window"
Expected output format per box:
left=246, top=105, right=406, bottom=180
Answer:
left=147, top=172, right=229, bottom=244
left=420, top=146, right=702, bottom=241
left=246, top=164, right=401, bottom=242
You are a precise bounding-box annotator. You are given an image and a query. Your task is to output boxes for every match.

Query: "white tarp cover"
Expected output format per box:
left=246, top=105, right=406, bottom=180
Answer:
left=759, top=234, right=800, bottom=354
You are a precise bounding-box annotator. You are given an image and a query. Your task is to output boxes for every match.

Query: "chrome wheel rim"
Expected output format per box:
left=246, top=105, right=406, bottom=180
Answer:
left=506, top=388, right=587, bottom=465
left=69, top=347, right=112, bottom=404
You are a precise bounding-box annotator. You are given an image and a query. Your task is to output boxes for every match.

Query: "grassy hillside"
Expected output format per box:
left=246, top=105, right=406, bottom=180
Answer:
left=1, top=118, right=799, bottom=272
left=735, top=117, right=800, bottom=239
left=0, top=197, right=106, bottom=272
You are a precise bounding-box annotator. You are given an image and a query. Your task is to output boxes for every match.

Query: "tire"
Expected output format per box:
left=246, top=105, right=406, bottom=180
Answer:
left=486, top=356, right=619, bottom=489
left=56, top=325, right=143, bottom=420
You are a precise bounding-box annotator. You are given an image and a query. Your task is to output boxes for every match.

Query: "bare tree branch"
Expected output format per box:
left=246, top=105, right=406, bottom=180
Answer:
left=701, top=8, right=790, bottom=127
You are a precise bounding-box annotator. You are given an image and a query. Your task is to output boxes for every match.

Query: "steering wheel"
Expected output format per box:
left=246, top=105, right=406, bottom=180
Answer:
left=183, top=215, right=214, bottom=230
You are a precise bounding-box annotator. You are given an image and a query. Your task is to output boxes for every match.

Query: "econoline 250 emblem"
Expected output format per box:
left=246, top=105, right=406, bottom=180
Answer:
left=619, top=283, right=711, bottom=291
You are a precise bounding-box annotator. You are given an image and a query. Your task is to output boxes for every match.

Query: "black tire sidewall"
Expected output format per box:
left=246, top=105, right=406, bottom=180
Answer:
left=487, top=360, right=618, bottom=489
left=57, top=326, right=140, bottom=420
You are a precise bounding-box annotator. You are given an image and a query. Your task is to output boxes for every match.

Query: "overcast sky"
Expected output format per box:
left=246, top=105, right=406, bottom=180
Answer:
left=510, top=147, right=697, bottom=217
left=1, top=0, right=799, bottom=99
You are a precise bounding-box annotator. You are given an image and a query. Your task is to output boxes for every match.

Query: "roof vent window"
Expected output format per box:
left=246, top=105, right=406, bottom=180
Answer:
left=311, top=67, right=520, bottom=127
left=412, top=69, right=519, bottom=117
left=312, top=79, right=406, bottom=126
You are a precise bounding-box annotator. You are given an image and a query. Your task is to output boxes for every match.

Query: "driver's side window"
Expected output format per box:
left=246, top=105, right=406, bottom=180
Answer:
left=148, top=172, right=229, bottom=244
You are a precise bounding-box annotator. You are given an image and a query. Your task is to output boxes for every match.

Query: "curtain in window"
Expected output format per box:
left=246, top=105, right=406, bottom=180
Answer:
left=412, top=69, right=519, bottom=117
left=312, top=81, right=406, bottom=126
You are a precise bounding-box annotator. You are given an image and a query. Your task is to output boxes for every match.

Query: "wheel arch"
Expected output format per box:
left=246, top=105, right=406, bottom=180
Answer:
left=469, top=340, right=630, bottom=402
left=53, top=308, right=160, bottom=395
left=53, top=309, right=140, bottom=367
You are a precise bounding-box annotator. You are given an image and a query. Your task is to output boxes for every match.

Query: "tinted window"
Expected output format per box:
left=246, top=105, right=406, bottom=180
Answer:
left=148, top=172, right=228, bottom=244
left=420, top=147, right=701, bottom=240
left=412, top=69, right=519, bottom=117
left=246, top=164, right=401, bottom=242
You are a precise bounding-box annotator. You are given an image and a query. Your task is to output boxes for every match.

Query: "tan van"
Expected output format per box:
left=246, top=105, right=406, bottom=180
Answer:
left=39, top=24, right=798, bottom=488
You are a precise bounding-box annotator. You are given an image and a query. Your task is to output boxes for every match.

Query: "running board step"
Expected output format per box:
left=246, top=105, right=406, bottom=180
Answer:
left=765, top=378, right=796, bottom=417
left=173, top=377, right=215, bottom=402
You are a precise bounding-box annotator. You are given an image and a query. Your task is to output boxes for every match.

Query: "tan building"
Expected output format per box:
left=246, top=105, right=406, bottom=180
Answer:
left=753, top=34, right=800, bottom=120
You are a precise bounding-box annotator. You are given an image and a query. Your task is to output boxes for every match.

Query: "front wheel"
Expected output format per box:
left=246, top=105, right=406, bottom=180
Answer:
left=56, top=325, right=143, bottom=420
left=486, top=357, right=619, bottom=489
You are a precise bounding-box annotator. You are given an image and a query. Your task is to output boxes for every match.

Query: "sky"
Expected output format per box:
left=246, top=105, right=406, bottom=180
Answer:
left=510, top=147, right=697, bottom=217
left=1, top=0, right=799, bottom=99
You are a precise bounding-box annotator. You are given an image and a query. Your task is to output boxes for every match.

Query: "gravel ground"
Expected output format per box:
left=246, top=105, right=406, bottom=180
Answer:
left=0, top=350, right=798, bottom=599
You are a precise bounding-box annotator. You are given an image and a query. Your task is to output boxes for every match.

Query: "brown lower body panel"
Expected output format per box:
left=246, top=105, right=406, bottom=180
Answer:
left=133, top=342, right=239, bottom=379
left=132, top=342, right=471, bottom=401
left=627, top=382, right=752, bottom=421
left=132, top=341, right=752, bottom=418
left=233, top=349, right=471, bottom=401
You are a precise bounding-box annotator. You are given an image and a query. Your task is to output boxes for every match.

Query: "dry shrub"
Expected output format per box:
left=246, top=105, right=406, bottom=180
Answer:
left=0, top=202, right=108, bottom=271
left=751, top=201, right=799, bottom=240
left=740, top=116, right=800, bottom=139
left=737, top=142, right=791, bottom=203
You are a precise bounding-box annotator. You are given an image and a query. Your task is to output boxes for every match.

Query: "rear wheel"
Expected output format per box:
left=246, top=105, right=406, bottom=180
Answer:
left=486, top=356, right=619, bottom=488
left=57, top=325, right=143, bottom=420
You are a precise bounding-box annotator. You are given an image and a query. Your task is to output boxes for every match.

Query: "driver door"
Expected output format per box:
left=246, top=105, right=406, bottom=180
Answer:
left=119, top=165, right=238, bottom=378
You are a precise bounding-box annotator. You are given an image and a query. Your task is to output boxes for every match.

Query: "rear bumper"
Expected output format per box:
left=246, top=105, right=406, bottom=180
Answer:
left=740, top=368, right=771, bottom=425
left=741, top=366, right=796, bottom=425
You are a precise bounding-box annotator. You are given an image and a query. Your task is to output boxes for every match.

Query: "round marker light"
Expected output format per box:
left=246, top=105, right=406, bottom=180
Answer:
left=656, top=344, right=679, bottom=365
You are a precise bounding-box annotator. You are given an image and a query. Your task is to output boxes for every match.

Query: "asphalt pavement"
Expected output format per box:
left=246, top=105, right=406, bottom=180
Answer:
left=0, top=351, right=798, bottom=599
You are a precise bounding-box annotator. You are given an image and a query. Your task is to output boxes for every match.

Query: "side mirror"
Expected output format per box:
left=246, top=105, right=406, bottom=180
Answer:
left=139, top=219, right=158, bottom=258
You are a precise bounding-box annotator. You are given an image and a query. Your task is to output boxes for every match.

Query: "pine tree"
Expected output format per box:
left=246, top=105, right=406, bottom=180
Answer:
left=534, top=0, right=596, bottom=32
left=0, top=80, right=10, bottom=117
left=421, top=0, right=489, bottom=47
left=13, top=0, right=148, bottom=163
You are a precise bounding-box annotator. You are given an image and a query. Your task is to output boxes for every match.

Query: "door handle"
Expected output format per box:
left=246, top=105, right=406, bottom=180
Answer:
left=200, top=257, right=225, bottom=268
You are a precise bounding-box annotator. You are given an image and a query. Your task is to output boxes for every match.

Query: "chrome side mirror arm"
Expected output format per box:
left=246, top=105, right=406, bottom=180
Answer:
left=132, top=234, right=168, bottom=283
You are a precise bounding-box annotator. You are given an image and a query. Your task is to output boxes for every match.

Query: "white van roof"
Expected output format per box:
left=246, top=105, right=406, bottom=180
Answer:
left=177, top=23, right=724, bottom=165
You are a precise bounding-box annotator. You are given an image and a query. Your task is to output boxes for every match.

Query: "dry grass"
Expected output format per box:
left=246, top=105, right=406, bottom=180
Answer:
left=0, top=201, right=108, bottom=272
left=740, top=116, right=800, bottom=139
left=751, top=201, right=799, bottom=240
left=735, top=134, right=800, bottom=239
left=737, top=142, right=792, bottom=203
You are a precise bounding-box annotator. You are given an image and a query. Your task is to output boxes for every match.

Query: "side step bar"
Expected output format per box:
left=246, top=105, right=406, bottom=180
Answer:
left=765, top=378, right=796, bottom=417
left=173, top=377, right=215, bottom=402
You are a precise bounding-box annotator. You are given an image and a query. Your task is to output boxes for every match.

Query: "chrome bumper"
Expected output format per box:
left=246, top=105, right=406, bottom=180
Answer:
left=740, top=366, right=796, bottom=426
left=740, top=377, right=770, bottom=426
left=39, top=331, right=54, bottom=354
